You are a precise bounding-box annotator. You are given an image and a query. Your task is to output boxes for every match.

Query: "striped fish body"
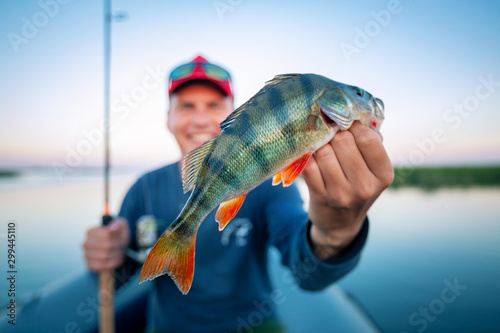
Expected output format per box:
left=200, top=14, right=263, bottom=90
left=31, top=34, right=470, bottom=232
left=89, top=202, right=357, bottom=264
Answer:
left=140, top=74, right=385, bottom=294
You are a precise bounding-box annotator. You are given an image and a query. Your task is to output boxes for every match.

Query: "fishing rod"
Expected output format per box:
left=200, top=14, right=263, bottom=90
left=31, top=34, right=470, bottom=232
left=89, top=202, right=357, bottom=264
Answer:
left=100, top=0, right=114, bottom=331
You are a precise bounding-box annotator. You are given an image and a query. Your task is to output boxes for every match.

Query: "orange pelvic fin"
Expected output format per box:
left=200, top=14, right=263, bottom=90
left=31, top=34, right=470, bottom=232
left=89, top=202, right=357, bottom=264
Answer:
left=278, top=152, right=312, bottom=187
left=272, top=172, right=282, bottom=186
left=215, top=193, right=248, bottom=231
left=139, top=225, right=197, bottom=295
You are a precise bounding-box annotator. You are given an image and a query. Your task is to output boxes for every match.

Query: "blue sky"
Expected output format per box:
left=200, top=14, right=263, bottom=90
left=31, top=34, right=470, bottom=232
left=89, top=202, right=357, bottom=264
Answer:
left=1, top=0, right=500, bottom=171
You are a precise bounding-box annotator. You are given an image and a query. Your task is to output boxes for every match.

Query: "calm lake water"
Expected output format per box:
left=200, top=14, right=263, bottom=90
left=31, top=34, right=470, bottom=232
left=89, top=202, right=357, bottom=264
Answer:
left=0, top=171, right=499, bottom=332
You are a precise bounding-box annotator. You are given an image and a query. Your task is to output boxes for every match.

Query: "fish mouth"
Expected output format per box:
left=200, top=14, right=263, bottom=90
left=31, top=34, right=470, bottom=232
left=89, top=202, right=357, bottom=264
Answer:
left=374, top=98, right=384, bottom=113
left=374, top=97, right=385, bottom=121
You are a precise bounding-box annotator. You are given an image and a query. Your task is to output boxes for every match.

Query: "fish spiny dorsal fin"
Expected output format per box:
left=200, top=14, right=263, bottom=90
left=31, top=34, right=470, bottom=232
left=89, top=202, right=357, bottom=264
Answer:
left=181, top=137, right=216, bottom=193
left=266, top=73, right=301, bottom=85
left=219, top=74, right=301, bottom=132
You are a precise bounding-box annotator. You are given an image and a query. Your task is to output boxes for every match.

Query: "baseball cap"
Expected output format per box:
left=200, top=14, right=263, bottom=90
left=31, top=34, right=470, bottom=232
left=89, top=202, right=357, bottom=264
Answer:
left=168, top=55, right=233, bottom=99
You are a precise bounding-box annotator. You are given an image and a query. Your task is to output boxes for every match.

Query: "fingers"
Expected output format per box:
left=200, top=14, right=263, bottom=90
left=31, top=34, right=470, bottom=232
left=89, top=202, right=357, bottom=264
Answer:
left=330, top=126, right=372, bottom=184
left=349, top=122, right=394, bottom=187
left=305, top=125, right=370, bottom=184
left=302, top=144, right=344, bottom=200
left=83, top=219, right=130, bottom=272
left=303, top=122, right=393, bottom=209
left=84, top=245, right=124, bottom=271
left=303, top=121, right=393, bottom=253
left=87, top=218, right=128, bottom=241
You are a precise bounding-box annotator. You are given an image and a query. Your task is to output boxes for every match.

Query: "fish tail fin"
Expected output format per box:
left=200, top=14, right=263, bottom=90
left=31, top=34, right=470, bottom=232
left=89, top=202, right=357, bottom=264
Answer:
left=139, top=222, right=197, bottom=295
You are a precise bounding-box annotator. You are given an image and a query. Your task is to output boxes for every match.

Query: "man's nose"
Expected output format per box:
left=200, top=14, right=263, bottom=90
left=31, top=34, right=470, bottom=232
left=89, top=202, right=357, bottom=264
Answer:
left=192, top=109, right=211, bottom=126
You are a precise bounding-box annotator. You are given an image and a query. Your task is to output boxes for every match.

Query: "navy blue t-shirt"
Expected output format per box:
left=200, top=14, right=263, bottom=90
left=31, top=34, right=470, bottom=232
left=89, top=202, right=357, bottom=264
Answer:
left=119, top=162, right=368, bottom=332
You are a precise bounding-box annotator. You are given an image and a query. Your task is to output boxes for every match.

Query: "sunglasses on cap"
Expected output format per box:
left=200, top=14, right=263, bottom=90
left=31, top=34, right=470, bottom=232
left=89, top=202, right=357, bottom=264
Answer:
left=169, top=62, right=231, bottom=82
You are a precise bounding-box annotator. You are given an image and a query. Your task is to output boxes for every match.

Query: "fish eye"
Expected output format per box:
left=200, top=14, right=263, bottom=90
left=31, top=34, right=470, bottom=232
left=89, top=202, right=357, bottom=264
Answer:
left=355, top=89, right=364, bottom=97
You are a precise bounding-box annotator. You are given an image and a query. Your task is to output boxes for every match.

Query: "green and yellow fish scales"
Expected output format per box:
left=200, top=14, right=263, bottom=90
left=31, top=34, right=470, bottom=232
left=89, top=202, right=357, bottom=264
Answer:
left=139, top=73, right=385, bottom=294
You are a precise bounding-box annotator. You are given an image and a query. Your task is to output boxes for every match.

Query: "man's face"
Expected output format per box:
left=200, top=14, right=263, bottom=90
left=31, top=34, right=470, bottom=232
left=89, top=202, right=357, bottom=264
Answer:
left=168, top=84, right=233, bottom=157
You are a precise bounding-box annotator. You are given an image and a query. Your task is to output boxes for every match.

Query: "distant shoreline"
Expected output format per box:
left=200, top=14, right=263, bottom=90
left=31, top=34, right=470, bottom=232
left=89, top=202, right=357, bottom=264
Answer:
left=2, top=166, right=500, bottom=189
left=391, top=165, right=500, bottom=189
left=0, top=170, right=20, bottom=178
left=0, top=166, right=144, bottom=178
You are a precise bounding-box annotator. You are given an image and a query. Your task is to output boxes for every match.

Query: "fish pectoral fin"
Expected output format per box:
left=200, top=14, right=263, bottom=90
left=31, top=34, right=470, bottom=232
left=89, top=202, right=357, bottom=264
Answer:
left=139, top=223, right=197, bottom=295
left=307, top=114, right=319, bottom=132
left=216, top=193, right=248, bottom=231
left=272, top=172, right=282, bottom=186
left=280, top=153, right=313, bottom=187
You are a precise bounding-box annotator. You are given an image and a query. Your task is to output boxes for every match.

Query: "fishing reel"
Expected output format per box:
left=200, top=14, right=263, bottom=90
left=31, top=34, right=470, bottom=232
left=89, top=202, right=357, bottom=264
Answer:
left=123, top=215, right=158, bottom=263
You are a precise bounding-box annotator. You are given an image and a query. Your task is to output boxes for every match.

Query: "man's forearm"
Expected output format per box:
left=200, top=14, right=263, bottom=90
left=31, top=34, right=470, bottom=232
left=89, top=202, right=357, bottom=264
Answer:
left=309, top=215, right=365, bottom=260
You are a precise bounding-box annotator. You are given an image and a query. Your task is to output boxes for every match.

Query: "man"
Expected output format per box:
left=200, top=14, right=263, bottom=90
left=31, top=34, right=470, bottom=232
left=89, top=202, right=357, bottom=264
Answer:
left=83, top=55, right=394, bottom=332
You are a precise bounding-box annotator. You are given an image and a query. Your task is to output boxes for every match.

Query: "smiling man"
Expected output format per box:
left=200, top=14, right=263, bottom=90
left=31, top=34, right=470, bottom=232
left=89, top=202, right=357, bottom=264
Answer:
left=83, top=55, right=393, bottom=333
left=167, top=67, right=234, bottom=156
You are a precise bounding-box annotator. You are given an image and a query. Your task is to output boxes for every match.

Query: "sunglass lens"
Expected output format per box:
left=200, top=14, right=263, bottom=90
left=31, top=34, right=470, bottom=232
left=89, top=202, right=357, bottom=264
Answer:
left=203, top=64, right=230, bottom=81
left=170, top=64, right=195, bottom=80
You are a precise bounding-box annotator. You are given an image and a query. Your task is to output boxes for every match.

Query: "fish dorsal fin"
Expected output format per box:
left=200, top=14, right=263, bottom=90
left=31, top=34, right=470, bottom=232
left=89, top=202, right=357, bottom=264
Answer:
left=219, top=74, right=300, bottom=132
left=181, top=138, right=216, bottom=193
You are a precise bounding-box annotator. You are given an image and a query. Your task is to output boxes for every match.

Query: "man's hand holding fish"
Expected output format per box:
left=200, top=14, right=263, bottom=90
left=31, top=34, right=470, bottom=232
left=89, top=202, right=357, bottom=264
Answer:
left=303, top=121, right=393, bottom=259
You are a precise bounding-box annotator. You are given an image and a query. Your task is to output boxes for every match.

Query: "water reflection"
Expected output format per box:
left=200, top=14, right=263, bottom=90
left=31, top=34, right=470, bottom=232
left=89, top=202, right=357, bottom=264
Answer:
left=0, top=175, right=499, bottom=332
left=339, top=187, right=500, bottom=333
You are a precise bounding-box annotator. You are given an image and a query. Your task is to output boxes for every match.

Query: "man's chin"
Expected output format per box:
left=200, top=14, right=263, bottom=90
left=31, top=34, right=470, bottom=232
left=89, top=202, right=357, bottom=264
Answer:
left=182, top=142, right=204, bottom=155
left=190, top=141, right=205, bottom=150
